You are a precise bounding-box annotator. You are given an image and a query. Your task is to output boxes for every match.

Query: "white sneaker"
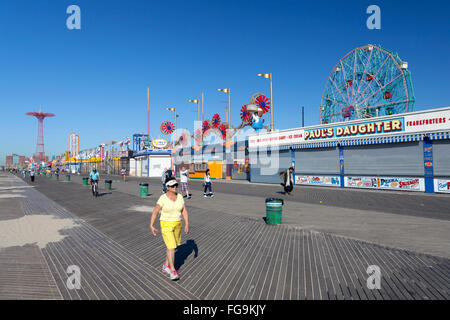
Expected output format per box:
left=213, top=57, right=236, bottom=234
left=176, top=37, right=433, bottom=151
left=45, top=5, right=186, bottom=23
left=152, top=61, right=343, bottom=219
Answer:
left=210, top=193, right=214, bottom=198
left=162, top=264, right=171, bottom=275
left=204, top=194, right=207, bottom=198
left=170, top=269, right=179, bottom=280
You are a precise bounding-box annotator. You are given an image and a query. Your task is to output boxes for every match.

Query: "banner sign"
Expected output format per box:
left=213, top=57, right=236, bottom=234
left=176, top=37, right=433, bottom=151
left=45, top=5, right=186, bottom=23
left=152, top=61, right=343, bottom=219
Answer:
left=249, top=107, right=450, bottom=149
left=249, top=130, right=304, bottom=148
left=435, top=179, right=450, bottom=193
left=295, top=175, right=340, bottom=187
left=345, top=176, right=424, bottom=191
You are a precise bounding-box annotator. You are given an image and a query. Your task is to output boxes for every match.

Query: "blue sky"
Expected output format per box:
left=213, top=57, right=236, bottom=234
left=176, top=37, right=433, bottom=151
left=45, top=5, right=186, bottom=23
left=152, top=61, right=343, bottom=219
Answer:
left=0, top=0, right=449, bottom=164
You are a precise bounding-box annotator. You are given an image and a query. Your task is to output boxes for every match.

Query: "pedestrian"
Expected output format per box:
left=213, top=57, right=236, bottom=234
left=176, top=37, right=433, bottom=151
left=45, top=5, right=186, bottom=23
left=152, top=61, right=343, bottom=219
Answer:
left=166, top=167, right=173, bottom=179
left=179, top=165, right=191, bottom=199
left=161, top=168, right=168, bottom=193
left=150, top=177, right=189, bottom=281
left=203, top=169, right=214, bottom=198
left=280, top=167, right=295, bottom=195
left=22, top=169, right=26, bottom=179
left=30, top=170, right=35, bottom=183
left=121, top=168, right=127, bottom=182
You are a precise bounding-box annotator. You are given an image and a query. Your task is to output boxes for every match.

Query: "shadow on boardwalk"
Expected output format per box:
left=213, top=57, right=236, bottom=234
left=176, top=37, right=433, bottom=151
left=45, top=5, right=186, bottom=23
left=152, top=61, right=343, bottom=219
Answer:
left=175, top=240, right=198, bottom=270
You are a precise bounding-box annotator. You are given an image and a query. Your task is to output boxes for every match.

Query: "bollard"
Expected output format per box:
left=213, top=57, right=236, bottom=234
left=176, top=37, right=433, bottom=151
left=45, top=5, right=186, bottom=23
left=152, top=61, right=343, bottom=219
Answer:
left=265, top=198, right=284, bottom=225
left=105, top=180, right=112, bottom=190
left=66, top=175, right=71, bottom=182
left=82, top=177, right=89, bottom=185
left=139, top=183, right=148, bottom=197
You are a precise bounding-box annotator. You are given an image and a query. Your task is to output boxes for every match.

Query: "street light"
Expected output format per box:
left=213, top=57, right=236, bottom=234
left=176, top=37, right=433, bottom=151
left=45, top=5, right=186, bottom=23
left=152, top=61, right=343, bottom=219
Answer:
left=217, top=88, right=230, bottom=130
left=257, top=73, right=273, bottom=131
left=166, top=107, right=177, bottom=139
left=188, top=99, right=200, bottom=123
left=217, top=88, right=232, bottom=180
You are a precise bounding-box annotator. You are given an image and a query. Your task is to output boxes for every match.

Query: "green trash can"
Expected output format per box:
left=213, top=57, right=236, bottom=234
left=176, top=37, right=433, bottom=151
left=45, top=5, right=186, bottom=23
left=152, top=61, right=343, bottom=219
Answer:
left=55, top=173, right=59, bottom=180
left=265, top=198, right=284, bottom=225
left=43, top=172, right=46, bottom=177
left=66, top=175, right=71, bottom=182
left=139, top=183, right=148, bottom=197
left=105, top=180, right=112, bottom=190
left=49, top=173, right=52, bottom=178
left=82, top=177, right=89, bottom=185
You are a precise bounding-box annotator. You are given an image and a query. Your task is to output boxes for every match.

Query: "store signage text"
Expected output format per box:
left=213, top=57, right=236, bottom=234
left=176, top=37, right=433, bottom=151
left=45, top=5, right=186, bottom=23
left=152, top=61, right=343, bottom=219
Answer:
left=304, top=119, right=403, bottom=140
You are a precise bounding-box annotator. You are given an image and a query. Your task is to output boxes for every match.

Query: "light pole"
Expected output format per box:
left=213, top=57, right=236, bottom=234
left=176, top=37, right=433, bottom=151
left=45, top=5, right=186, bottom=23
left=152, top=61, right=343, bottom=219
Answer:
left=217, top=88, right=232, bottom=180
left=147, top=87, right=150, bottom=137
left=188, top=99, right=200, bottom=123
left=257, top=73, right=273, bottom=131
left=166, top=107, right=177, bottom=140
left=217, top=88, right=231, bottom=130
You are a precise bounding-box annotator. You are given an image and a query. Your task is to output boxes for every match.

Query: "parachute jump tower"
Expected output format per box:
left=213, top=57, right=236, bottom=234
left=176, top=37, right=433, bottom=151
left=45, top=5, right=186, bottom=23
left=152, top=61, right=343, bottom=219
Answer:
left=26, top=108, right=55, bottom=163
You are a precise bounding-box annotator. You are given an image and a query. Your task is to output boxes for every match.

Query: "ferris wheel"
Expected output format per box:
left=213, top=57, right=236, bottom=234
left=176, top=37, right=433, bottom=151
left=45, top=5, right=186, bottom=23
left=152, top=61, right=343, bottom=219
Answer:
left=320, top=44, right=415, bottom=124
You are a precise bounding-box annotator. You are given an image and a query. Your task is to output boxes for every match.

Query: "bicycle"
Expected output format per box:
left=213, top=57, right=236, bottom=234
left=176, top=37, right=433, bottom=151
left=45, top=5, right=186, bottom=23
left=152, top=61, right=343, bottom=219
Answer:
left=90, top=180, right=99, bottom=198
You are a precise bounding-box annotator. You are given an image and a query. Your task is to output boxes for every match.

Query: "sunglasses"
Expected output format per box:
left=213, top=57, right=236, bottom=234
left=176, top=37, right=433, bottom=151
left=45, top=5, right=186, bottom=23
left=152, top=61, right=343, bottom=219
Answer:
left=168, top=184, right=178, bottom=188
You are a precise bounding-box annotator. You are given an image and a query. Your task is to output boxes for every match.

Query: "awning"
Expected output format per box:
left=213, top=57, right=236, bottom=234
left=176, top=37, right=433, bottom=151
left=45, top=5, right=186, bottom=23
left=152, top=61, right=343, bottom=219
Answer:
left=428, top=131, right=450, bottom=140
left=292, top=141, right=338, bottom=149
left=338, top=134, right=423, bottom=146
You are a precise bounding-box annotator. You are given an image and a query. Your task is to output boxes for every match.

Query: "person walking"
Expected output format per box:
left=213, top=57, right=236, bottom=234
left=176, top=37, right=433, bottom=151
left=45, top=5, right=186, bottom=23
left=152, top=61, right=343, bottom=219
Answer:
left=150, top=177, right=189, bottom=281
left=203, top=169, right=214, bottom=198
left=166, top=167, right=173, bottom=179
left=161, top=168, right=168, bottom=193
left=179, top=165, right=191, bottom=199
left=30, top=169, right=35, bottom=183
left=280, top=167, right=295, bottom=195
left=120, top=168, right=127, bottom=182
left=22, top=169, right=26, bottom=179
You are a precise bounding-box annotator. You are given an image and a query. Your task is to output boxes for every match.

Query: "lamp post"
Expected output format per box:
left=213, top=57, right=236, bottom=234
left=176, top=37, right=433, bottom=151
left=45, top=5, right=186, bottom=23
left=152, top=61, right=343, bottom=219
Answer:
left=257, top=73, right=273, bottom=131
left=217, top=88, right=230, bottom=130
left=147, top=87, right=150, bottom=136
left=166, top=107, right=177, bottom=140
left=217, top=88, right=232, bottom=180
left=188, top=99, right=200, bottom=123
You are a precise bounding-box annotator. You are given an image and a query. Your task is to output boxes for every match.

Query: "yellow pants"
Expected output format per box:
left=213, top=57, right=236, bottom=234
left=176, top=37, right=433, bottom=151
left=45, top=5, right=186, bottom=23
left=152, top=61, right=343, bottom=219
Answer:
left=160, top=220, right=182, bottom=249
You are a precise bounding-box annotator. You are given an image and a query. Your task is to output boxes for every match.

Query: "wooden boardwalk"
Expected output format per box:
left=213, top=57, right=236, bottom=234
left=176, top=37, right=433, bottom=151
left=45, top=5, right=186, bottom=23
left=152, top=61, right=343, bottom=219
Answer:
left=1, top=173, right=449, bottom=300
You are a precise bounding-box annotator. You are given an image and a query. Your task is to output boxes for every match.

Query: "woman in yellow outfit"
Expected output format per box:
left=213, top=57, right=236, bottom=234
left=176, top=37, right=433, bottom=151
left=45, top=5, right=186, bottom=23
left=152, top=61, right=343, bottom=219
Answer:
left=150, top=177, right=189, bottom=280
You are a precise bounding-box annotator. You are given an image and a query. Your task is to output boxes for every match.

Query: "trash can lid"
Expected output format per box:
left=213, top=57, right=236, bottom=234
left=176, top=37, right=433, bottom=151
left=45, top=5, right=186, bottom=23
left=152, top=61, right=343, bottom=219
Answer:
left=105, top=180, right=112, bottom=183
left=139, top=183, right=148, bottom=186
left=265, top=198, right=284, bottom=205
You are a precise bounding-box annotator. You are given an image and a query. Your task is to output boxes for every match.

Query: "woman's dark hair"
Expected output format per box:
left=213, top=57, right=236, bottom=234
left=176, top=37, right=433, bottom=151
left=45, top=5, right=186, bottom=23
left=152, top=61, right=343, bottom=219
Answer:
left=165, top=176, right=177, bottom=184
left=164, top=177, right=177, bottom=184
left=205, top=169, right=210, bottom=175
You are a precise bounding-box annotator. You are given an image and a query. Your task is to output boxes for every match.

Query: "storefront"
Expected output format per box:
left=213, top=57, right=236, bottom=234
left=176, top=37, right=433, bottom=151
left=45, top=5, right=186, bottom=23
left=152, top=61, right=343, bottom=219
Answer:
left=248, top=106, right=450, bottom=193
left=173, top=141, right=249, bottom=180
left=132, top=149, right=172, bottom=178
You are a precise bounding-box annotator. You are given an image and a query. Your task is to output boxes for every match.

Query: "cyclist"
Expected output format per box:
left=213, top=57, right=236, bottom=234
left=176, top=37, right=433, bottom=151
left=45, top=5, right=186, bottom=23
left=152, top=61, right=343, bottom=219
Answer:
left=89, top=168, right=100, bottom=196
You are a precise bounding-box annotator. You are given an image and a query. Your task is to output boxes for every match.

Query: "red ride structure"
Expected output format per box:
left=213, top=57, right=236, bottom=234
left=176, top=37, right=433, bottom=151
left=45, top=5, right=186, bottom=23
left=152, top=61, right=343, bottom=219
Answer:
left=26, top=109, right=55, bottom=163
